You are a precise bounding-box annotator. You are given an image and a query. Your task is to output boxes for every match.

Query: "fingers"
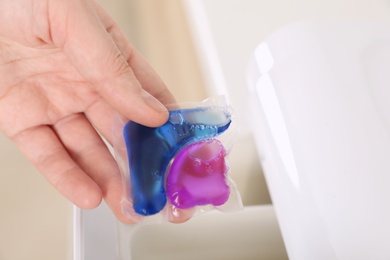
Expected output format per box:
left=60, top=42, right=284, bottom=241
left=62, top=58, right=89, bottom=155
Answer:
left=52, top=113, right=134, bottom=223
left=49, top=0, right=169, bottom=127
left=43, top=0, right=181, bottom=223
left=11, top=125, right=103, bottom=209
left=10, top=113, right=134, bottom=223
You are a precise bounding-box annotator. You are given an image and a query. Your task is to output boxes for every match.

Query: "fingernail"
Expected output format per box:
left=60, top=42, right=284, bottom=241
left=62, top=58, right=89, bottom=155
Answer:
left=141, top=90, right=168, bottom=112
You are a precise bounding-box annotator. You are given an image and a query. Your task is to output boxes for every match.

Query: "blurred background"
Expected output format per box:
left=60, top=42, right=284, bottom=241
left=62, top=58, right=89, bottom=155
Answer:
left=2, top=0, right=390, bottom=259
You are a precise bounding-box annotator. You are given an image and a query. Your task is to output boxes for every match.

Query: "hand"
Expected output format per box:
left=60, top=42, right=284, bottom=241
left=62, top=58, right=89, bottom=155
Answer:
left=0, top=0, right=175, bottom=223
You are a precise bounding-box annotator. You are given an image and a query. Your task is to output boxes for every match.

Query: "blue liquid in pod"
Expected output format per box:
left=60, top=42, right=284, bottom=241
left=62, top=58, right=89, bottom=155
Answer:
left=123, top=106, right=231, bottom=216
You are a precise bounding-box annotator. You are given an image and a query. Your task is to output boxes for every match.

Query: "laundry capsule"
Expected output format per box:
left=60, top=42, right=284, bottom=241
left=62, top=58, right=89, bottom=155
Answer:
left=123, top=106, right=231, bottom=216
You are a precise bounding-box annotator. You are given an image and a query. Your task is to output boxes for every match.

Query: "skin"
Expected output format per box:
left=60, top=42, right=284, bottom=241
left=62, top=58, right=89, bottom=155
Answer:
left=0, top=0, right=181, bottom=223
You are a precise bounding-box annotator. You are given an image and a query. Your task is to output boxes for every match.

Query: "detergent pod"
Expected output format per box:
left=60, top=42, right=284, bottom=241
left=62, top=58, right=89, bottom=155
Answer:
left=113, top=96, right=242, bottom=222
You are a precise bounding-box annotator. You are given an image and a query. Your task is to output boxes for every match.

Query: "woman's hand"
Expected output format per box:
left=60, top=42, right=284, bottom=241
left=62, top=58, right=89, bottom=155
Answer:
left=0, top=0, right=175, bottom=223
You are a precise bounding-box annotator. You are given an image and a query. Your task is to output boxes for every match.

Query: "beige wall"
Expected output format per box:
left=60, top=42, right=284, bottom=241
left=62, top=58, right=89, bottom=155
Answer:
left=0, top=133, right=72, bottom=260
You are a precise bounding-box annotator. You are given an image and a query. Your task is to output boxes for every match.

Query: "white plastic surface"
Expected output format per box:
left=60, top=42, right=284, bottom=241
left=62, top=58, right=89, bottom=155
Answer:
left=73, top=203, right=118, bottom=260
left=249, top=21, right=390, bottom=259
left=75, top=203, right=287, bottom=260
left=117, top=205, right=287, bottom=260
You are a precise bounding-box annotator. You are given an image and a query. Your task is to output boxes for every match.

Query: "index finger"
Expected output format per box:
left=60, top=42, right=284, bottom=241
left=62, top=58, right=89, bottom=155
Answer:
left=49, top=0, right=170, bottom=127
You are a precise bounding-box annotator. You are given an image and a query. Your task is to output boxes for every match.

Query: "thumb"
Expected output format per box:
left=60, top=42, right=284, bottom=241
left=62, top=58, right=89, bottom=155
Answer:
left=51, top=0, right=168, bottom=127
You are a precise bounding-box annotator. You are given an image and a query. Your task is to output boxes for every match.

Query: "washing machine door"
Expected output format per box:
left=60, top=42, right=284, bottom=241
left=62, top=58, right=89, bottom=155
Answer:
left=248, top=21, right=390, bottom=260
